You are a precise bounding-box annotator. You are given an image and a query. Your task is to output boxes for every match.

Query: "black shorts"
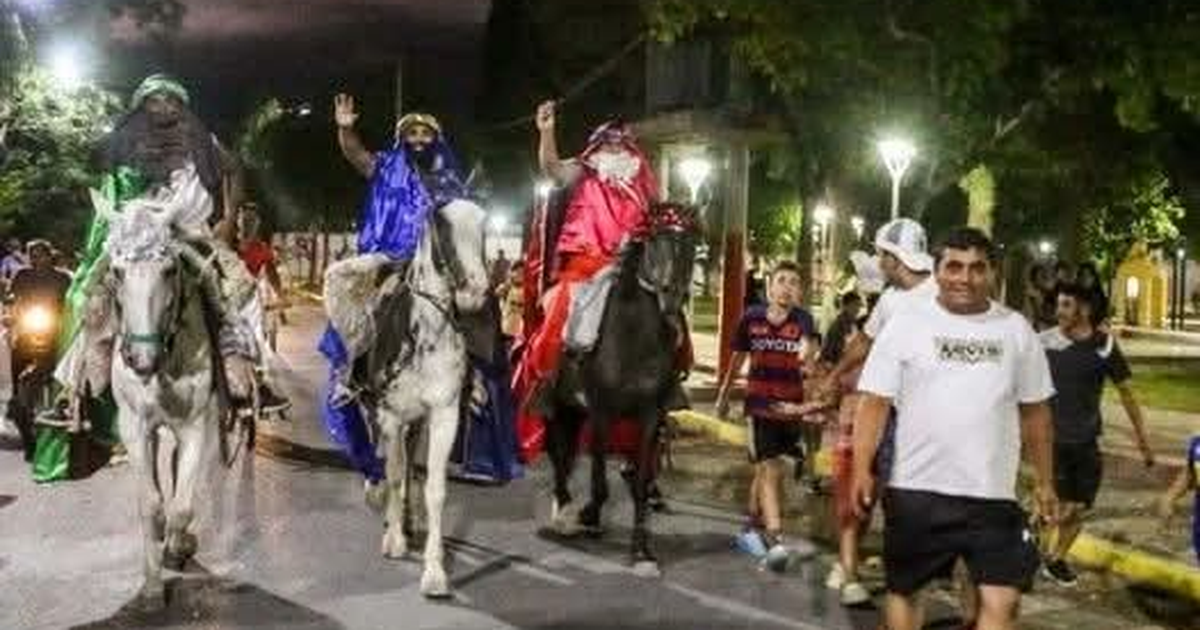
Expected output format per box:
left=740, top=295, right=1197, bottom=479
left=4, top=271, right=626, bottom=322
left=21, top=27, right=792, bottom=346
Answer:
left=1054, top=441, right=1102, bottom=508
left=883, top=489, right=1040, bottom=595
left=747, top=417, right=803, bottom=463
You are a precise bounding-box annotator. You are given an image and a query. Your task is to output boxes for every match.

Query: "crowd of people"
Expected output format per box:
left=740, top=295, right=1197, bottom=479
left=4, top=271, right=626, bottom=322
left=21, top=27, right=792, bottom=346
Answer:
left=714, top=219, right=1198, bottom=629
left=3, top=69, right=1196, bottom=626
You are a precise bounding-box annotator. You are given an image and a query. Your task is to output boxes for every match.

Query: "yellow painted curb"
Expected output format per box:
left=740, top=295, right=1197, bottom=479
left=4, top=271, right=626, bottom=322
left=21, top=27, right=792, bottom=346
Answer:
left=1070, top=533, right=1200, bottom=603
left=294, top=289, right=324, bottom=303
left=669, top=408, right=1200, bottom=604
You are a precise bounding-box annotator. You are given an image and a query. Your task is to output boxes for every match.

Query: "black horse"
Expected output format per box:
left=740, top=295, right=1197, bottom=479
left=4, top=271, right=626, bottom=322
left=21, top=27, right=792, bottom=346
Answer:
left=544, top=202, right=699, bottom=577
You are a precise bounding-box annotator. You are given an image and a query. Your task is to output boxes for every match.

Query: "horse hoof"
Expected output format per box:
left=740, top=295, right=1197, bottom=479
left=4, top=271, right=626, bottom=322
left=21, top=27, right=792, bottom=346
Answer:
left=164, top=532, right=197, bottom=571
left=632, top=560, right=661, bottom=579
left=135, top=581, right=166, bottom=611
left=380, top=527, right=411, bottom=560
left=581, top=523, right=606, bottom=538
left=551, top=500, right=583, bottom=537
left=364, top=480, right=387, bottom=514
left=420, top=568, right=452, bottom=599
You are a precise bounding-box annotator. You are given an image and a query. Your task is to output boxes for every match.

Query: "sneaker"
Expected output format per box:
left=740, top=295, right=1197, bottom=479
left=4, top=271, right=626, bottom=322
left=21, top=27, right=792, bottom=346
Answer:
left=840, top=581, right=871, bottom=606
left=825, top=563, right=846, bottom=590
left=762, top=543, right=791, bottom=573
left=734, top=530, right=768, bottom=558
left=1042, top=558, right=1078, bottom=586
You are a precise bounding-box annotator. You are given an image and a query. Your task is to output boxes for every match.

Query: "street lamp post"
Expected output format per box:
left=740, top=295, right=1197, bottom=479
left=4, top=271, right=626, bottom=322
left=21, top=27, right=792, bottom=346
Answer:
left=678, top=156, right=712, bottom=204
left=850, top=215, right=865, bottom=241
left=877, top=137, right=916, bottom=220
left=813, top=203, right=835, bottom=304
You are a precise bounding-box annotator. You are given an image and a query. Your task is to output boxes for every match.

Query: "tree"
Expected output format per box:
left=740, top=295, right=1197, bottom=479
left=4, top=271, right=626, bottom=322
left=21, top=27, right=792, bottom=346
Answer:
left=0, top=67, right=120, bottom=243
left=648, top=0, right=1200, bottom=241
left=1082, top=172, right=1184, bottom=279
left=0, top=0, right=183, bottom=243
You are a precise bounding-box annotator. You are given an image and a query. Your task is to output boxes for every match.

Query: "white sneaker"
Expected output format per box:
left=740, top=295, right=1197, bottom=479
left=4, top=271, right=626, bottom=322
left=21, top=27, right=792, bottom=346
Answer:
left=825, top=563, right=846, bottom=590
left=840, top=581, right=871, bottom=606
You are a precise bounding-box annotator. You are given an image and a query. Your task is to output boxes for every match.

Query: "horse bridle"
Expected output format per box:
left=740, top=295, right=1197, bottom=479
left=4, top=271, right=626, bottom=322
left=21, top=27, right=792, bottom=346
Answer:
left=113, top=242, right=215, bottom=362
left=408, top=209, right=471, bottom=326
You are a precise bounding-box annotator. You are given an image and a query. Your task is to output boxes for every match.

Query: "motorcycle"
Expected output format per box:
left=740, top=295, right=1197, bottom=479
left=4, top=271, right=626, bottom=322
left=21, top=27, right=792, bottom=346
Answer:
left=5, top=301, right=61, bottom=459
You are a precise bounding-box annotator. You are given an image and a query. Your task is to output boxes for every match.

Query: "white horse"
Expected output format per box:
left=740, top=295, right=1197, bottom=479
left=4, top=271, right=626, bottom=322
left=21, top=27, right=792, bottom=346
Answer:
left=329, top=199, right=488, bottom=598
left=99, top=182, right=224, bottom=607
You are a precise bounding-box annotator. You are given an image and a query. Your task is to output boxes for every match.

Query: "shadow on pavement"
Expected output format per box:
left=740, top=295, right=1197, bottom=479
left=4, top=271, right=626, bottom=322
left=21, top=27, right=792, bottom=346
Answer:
left=1127, top=584, right=1200, bottom=629
left=70, top=571, right=347, bottom=630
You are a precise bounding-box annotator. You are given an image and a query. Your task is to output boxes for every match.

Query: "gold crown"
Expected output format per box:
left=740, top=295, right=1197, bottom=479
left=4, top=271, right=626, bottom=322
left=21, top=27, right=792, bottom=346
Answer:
left=395, top=112, right=442, bottom=136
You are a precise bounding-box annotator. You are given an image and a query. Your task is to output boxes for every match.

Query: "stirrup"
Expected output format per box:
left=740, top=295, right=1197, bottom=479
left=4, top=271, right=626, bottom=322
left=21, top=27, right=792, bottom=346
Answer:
left=329, top=381, right=366, bottom=408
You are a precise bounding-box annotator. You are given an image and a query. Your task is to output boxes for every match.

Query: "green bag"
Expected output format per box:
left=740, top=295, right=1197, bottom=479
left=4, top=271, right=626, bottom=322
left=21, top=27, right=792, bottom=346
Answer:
left=31, top=421, right=74, bottom=482
left=30, top=400, right=116, bottom=483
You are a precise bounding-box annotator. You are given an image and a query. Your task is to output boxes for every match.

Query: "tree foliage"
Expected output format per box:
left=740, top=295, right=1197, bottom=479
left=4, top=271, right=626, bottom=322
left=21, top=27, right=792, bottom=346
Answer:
left=234, top=97, right=361, bottom=234
left=1082, top=172, right=1184, bottom=277
left=648, top=0, right=1199, bottom=260
left=0, top=67, right=120, bottom=243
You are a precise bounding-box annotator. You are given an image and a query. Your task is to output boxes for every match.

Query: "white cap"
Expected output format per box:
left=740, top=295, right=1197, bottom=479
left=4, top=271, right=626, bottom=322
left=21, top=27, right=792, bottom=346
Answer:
left=873, top=218, right=933, bottom=273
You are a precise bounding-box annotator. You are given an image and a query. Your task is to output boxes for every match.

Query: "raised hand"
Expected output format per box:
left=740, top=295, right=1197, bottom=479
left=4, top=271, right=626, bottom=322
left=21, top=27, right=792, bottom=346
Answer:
left=334, top=93, right=359, bottom=128
left=535, top=100, right=556, bottom=133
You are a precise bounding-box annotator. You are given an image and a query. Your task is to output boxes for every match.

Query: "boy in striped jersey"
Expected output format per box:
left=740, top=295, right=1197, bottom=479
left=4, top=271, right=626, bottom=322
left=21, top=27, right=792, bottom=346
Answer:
left=717, top=261, right=818, bottom=568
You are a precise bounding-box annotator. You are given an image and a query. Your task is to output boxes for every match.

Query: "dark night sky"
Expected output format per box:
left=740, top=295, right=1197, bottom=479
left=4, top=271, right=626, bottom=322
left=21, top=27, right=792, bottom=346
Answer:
left=101, top=0, right=492, bottom=131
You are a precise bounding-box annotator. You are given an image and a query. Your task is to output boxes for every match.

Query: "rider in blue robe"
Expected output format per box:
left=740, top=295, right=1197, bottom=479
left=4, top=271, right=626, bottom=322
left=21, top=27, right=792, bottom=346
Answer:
left=319, top=97, right=521, bottom=485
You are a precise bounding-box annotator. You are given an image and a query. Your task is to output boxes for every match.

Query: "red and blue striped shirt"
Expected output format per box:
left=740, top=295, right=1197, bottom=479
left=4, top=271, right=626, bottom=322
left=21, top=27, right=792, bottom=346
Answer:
left=734, top=305, right=816, bottom=421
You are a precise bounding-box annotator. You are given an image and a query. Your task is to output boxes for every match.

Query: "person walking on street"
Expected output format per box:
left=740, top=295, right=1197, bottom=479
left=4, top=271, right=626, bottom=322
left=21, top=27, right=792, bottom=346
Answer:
left=1157, top=434, right=1199, bottom=566
left=1040, top=283, right=1155, bottom=585
left=716, top=260, right=819, bottom=571
left=853, top=227, right=1058, bottom=630
left=820, top=218, right=934, bottom=397
left=820, top=219, right=935, bottom=484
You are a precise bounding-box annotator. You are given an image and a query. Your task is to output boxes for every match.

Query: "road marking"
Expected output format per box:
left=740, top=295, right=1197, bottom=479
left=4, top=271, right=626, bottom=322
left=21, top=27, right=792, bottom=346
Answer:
left=663, top=582, right=834, bottom=630
left=449, top=540, right=576, bottom=586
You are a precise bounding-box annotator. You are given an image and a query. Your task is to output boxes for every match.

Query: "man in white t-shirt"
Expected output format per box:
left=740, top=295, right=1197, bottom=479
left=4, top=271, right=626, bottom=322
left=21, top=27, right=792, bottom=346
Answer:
left=822, top=218, right=935, bottom=391
left=852, top=227, right=1057, bottom=630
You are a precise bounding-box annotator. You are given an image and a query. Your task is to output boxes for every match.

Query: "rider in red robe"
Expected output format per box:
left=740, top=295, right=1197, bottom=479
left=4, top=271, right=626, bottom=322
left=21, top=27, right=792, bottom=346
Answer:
left=514, top=101, right=660, bottom=460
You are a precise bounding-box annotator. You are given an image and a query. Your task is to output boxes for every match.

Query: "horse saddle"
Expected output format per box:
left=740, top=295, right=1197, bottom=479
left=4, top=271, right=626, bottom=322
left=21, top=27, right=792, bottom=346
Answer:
left=357, top=262, right=504, bottom=393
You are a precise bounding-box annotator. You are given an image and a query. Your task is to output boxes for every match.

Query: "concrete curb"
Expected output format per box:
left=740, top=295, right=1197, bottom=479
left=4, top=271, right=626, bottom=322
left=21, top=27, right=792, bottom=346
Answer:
left=668, top=408, right=1200, bottom=604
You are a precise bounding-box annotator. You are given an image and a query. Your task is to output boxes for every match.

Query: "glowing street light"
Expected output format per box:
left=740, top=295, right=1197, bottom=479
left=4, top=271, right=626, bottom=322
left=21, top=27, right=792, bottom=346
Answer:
left=678, top=156, right=712, bottom=204
left=1038, top=239, right=1056, bottom=257
left=48, top=41, right=86, bottom=88
left=814, top=203, right=835, bottom=228
left=877, top=136, right=917, bottom=220
left=489, top=214, right=509, bottom=235
left=850, top=215, right=866, bottom=241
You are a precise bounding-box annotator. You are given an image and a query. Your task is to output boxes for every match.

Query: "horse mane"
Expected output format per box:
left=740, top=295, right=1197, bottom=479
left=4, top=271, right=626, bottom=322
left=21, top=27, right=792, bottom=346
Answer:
left=614, top=239, right=646, bottom=299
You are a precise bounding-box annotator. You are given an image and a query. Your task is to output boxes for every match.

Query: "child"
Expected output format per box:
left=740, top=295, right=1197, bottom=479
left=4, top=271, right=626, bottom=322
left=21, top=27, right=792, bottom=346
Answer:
left=716, top=260, right=818, bottom=571
left=1159, top=434, right=1199, bottom=566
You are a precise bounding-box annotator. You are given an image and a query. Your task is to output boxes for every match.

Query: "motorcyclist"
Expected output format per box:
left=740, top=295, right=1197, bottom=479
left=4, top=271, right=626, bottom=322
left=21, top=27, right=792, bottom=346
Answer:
left=6, top=240, right=70, bottom=460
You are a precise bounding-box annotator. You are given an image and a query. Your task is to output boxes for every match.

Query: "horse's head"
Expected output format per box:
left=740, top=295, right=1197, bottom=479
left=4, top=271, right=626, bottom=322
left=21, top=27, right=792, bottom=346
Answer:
left=428, top=199, right=489, bottom=314
left=104, top=204, right=207, bottom=380
left=640, top=202, right=701, bottom=317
